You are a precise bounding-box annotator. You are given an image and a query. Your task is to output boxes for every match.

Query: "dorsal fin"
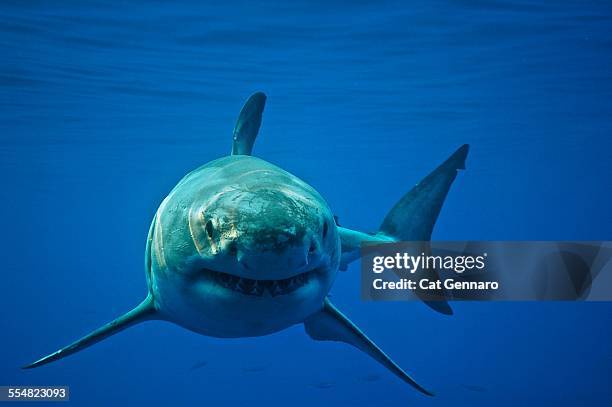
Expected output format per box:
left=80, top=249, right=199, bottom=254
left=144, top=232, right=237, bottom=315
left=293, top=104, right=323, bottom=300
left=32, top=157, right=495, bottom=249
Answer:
left=231, top=92, right=267, bottom=155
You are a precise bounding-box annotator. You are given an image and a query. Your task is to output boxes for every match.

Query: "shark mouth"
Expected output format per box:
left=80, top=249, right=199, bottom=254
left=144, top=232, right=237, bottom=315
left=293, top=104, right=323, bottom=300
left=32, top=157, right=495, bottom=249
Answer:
left=202, top=268, right=312, bottom=297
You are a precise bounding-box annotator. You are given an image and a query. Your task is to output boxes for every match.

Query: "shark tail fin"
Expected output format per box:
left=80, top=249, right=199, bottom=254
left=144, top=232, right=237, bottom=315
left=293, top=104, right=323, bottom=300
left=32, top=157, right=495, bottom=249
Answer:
left=304, top=298, right=433, bottom=396
left=379, top=144, right=469, bottom=241
left=23, top=295, right=157, bottom=369
left=337, top=145, right=469, bottom=315
left=379, top=144, right=469, bottom=315
left=231, top=92, right=267, bottom=156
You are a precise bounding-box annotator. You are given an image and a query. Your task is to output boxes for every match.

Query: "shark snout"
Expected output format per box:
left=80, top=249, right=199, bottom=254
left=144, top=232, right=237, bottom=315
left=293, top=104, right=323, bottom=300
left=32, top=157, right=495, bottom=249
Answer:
left=222, top=227, right=323, bottom=278
left=197, top=187, right=335, bottom=279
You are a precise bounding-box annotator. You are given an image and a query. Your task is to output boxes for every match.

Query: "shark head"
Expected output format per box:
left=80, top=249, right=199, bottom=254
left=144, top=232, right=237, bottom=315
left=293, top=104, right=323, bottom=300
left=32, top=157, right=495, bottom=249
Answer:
left=149, top=156, right=341, bottom=337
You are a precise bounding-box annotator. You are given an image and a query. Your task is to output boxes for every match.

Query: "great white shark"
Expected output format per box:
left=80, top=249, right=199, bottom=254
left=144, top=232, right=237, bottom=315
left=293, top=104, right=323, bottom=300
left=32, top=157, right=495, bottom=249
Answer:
left=25, top=92, right=469, bottom=396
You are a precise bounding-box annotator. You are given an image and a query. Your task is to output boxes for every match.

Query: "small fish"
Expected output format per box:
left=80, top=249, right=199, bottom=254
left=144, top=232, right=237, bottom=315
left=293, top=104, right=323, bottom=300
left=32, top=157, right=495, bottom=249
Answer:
left=360, top=373, right=381, bottom=382
left=242, top=365, right=267, bottom=373
left=311, top=381, right=335, bottom=389
left=189, top=361, right=208, bottom=371
left=461, top=384, right=486, bottom=393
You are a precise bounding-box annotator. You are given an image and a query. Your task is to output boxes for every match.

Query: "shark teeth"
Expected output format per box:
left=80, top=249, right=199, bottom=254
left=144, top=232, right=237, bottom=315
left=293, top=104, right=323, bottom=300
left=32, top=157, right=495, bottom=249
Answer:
left=203, top=269, right=311, bottom=297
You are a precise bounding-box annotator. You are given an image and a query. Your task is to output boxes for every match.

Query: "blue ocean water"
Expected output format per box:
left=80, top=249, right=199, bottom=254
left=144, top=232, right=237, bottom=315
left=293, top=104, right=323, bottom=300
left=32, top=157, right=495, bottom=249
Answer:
left=1, top=1, right=611, bottom=405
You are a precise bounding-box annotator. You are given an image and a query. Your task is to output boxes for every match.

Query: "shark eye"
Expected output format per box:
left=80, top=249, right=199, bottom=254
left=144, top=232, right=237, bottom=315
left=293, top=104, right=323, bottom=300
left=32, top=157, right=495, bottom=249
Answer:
left=322, top=221, right=329, bottom=239
left=205, top=219, right=214, bottom=239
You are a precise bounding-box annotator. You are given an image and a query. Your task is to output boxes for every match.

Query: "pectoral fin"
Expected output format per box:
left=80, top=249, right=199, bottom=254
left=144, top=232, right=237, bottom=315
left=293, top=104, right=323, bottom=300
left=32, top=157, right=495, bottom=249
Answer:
left=23, top=296, right=157, bottom=369
left=304, top=298, right=433, bottom=396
